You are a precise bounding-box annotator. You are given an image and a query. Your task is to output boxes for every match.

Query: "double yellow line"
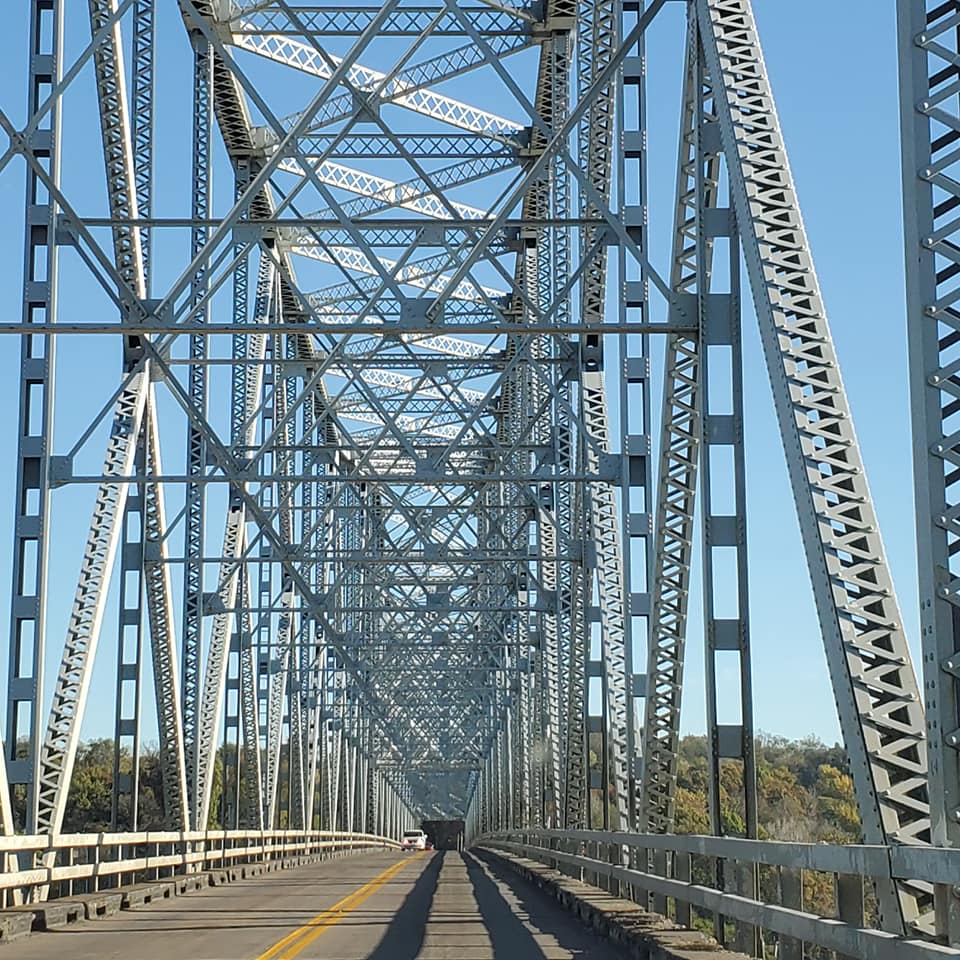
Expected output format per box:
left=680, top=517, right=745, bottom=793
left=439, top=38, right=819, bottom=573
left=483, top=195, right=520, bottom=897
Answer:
left=255, top=853, right=422, bottom=960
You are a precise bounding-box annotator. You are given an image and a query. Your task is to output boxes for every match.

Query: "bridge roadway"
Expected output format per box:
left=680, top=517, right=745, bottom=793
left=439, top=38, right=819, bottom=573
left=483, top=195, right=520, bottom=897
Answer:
left=5, top=849, right=628, bottom=959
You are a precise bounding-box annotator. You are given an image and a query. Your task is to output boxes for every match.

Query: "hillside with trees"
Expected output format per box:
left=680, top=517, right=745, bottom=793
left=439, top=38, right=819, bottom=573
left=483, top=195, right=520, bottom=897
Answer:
left=674, top=733, right=859, bottom=843
left=31, top=732, right=859, bottom=845
left=5, top=732, right=861, bottom=847
left=584, top=733, right=859, bottom=844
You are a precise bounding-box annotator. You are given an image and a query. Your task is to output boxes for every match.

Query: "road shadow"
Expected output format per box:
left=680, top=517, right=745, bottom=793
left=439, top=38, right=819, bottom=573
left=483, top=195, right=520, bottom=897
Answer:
left=466, top=849, right=627, bottom=959
left=365, top=851, right=445, bottom=959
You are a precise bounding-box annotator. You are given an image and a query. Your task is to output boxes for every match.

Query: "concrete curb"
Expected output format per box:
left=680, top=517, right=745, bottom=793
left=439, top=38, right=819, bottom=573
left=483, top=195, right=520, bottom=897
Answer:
left=172, top=875, right=209, bottom=896
left=8, top=900, right=85, bottom=931
left=0, top=911, right=34, bottom=943
left=64, top=890, right=124, bottom=919
left=476, top=846, right=751, bottom=960
left=121, top=880, right=177, bottom=909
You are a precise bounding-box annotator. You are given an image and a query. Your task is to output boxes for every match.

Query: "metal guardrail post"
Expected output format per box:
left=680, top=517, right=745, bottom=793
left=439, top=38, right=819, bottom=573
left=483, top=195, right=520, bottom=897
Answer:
left=732, top=859, right=760, bottom=957
left=778, top=865, right=803, bottom=960
left=674, top=851, right=692, bottom=928
left=837, top=873, right=865, bottom=960
left=653, top=849, right=668, bottom=915
left=712, top=849, right=724, bottom=946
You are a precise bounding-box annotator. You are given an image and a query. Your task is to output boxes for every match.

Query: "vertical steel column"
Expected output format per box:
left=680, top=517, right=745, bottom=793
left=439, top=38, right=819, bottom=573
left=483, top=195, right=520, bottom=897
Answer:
left=368, top=758, right=378, bottom=837
left=534, top=19, right=576, bottom=831
left=694, top=34, right=758, bottom=949
left=111, top=0, right=154, bottom=833
left=564, top=465, right=589, bottom=829
left=639, top=15, right=713, bottom=836
left=318, top=652, right=331, bottom=831
left=288, top=619, right=307, bottom=831
left=142, top=392, right=190, bottom=829
left=898, top=0, right=960, bottom=946
left=239, top=560, right=264, bottom=829
left=6, top=0, right=63, bottom=835
left=302, top=391, right=324, bottom=832
left=36, top=0, right=154, bottom=837
left=295, top=396, right=320, bottom=832
left=112, top=437, right=145, bottom=830
left=221, top=625, right=241, bottom=830
left=181, top=26, right=213, bottom=819
left=357, top=733, right=368, bottom=833
left=256, top=338, right=277, bottom=822
left=345, top=726, right=357, bottom=834
left=330, top=686, right=343, bottom=830
left=619, top=0, right=654, bottom=832
left=221, top=160, right=251, bottom=833
left=578, top=0, right=632, bottom=832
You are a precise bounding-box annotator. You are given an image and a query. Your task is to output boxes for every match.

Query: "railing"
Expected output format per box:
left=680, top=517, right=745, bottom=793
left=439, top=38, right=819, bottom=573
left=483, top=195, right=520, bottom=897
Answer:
left=482, top=830, right=960, bottom=960
left=0, top=829, right=400, bottom=906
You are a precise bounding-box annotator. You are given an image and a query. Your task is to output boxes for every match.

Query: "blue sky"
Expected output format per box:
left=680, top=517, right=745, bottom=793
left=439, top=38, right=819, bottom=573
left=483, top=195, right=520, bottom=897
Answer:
left=0, top=1, right=914, bottom=751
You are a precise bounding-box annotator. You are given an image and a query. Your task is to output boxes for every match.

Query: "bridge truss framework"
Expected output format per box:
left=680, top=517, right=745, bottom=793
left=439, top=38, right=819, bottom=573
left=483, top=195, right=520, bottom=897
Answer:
left=0, top=0, right=956, bottom=948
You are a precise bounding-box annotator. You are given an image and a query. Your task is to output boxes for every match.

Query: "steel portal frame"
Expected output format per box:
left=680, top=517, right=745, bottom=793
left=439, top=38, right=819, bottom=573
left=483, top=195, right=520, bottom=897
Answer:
left=0, top=0, right=954, bottom=947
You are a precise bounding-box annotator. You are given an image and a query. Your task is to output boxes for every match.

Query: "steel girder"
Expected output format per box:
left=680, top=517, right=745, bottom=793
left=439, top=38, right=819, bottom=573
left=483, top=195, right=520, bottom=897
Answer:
left=180, top=25, right=214, bottom=815
left=639, top=21, right=712, bottom=839
left=900, top=0, right=960, bottom=946
left=631, top=0, right=935, bottom=939
left=694, top=0, right=929, bottom=936
left=110, top=0, right=156, bottom=831
left=4, top=0, right=64, bottom=837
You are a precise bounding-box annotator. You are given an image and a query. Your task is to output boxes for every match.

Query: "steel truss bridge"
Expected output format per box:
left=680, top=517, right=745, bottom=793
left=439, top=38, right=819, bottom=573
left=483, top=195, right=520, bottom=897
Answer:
left=0, top=0, right=958, bottom=957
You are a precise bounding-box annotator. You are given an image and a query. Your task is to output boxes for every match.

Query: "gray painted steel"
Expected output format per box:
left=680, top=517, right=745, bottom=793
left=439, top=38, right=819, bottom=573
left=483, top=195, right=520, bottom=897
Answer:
left=0, top=0, right=956, bottom=952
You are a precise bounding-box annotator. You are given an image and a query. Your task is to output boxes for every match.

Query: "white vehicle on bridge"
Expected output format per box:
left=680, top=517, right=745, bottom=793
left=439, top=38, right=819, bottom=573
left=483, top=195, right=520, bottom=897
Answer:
left=399, top=830, right=428, bottom=852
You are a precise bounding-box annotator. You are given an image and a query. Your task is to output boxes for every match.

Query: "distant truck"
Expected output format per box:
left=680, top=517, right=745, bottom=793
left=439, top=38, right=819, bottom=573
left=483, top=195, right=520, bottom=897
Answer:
left=421, top=819, right=465, bottom=851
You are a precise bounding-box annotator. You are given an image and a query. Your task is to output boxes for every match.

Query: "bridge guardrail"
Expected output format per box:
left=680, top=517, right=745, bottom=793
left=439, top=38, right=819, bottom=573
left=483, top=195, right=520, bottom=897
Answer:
left=482, top=830, right=960, bottom=960
left=0, top=829, right=400, bottom=905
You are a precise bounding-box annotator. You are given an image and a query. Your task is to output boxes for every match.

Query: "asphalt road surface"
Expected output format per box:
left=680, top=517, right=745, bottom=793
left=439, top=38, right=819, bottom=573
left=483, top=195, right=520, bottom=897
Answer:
left=3, top=849, right=629, bottom=959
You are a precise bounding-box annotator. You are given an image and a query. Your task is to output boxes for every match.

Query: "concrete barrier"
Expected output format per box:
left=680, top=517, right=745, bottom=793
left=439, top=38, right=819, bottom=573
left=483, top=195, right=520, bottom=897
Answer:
left=476, top=847, right=750, bottom=960
left=68, top=890, right=124, bottom=919
left=121, top=880, right=176, bottom=909
left=0, top=911, right=34, bottom=942
left=173, top=875, right=208, bottom=896
left=8, top=900, right=85, bottom=931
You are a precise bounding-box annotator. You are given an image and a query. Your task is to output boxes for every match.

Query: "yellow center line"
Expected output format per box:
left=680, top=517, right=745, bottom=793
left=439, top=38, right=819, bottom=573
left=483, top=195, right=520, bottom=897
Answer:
left=254, top=853, right=423, bottom=960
